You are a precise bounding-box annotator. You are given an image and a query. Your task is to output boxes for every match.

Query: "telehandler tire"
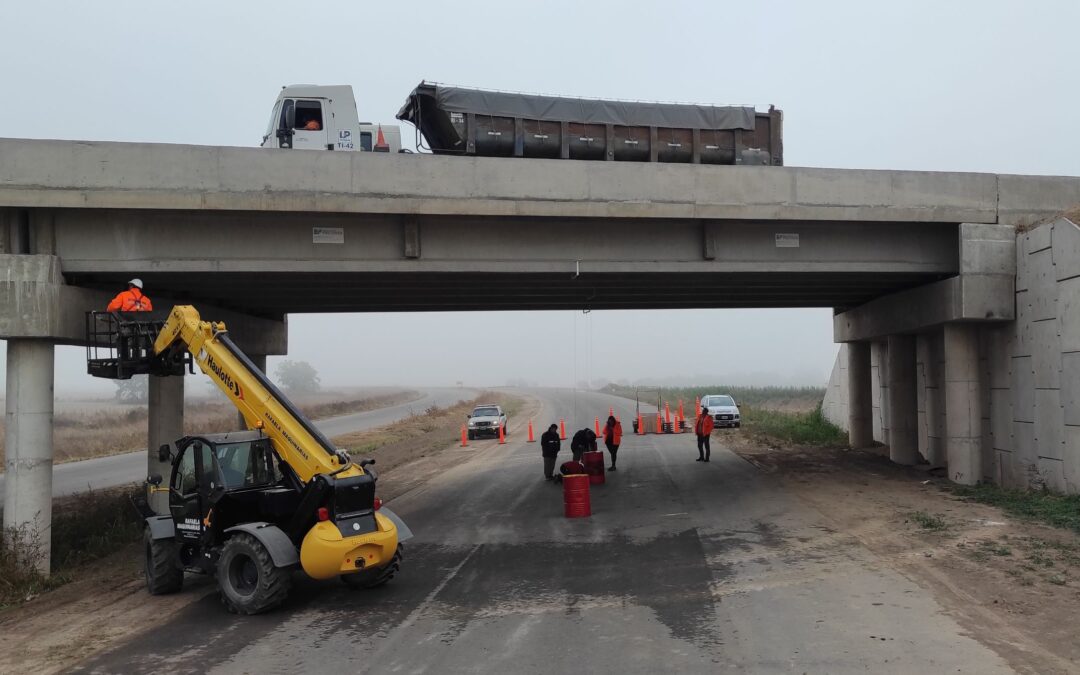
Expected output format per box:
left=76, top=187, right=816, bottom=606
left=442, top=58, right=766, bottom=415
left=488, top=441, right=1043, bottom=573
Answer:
left=341, top=544, right=404, bottom=589
left=144, top=528, right=183, bottom=595
left=217, top=532, right=292, bottom=615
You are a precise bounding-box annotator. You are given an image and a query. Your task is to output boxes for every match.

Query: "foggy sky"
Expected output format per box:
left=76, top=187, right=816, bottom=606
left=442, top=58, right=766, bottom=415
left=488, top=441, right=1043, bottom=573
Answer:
left=1, top=1, right=1078, bottom=395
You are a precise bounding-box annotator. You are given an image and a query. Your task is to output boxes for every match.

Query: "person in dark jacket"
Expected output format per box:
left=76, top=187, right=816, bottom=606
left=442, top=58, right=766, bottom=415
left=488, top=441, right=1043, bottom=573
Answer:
left=540, top=423, right=561, bottom=481
left=570, top=427, right=597, bottom=463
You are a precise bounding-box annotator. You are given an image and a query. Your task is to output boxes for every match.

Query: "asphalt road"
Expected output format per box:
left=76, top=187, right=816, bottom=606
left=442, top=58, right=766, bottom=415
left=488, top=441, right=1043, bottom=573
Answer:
left=0, top=387, right=477, bottom=501
left=70, top=387, right=1013, bottom=674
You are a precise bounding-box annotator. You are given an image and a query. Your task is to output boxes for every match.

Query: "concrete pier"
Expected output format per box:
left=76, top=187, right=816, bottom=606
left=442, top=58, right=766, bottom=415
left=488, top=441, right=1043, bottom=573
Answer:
left=147, top=375, right=184, bottom=514
left=847, top=342, right=873, bottom=447
left=886, top=335, right=920, bottom=465
left=945, top=323, right=983, bottom=485
left=3, top=339, right=55, bottom=573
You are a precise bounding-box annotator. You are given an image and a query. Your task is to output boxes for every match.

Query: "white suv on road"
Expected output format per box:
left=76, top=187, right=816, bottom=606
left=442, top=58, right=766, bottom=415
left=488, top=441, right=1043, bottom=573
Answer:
left=467, top=404, right=508, bottom=440
left=701, top=394, right=741, bottom=428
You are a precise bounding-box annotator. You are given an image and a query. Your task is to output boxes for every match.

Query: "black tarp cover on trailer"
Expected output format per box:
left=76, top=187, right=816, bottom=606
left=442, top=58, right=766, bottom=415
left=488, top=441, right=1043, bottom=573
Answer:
left=397, top=82, right=757, bottom=130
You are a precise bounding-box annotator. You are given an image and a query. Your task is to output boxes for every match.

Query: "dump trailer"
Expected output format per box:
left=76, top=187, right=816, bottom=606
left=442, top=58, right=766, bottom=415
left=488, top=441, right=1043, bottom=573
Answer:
left=397, top=81, right=783, bottom=165
left=87, top=307, right=410, bottom=615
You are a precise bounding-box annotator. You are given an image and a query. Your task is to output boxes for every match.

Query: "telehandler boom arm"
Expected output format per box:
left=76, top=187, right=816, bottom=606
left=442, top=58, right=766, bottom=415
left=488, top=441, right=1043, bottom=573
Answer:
left=152, top=305, right=360, bottom=483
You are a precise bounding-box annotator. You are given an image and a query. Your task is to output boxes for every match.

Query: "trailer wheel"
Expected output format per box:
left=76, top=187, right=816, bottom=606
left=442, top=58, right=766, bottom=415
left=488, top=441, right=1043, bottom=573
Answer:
left=217, top=533, right=292, bottom=615
left=341, top=544, right=404, bottom=589
left=144, top=528, right=183, bottom=595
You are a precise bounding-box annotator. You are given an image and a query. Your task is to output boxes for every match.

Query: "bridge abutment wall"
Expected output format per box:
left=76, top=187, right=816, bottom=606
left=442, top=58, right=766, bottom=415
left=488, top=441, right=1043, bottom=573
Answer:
left=825, top=217, right=1080, bottom=493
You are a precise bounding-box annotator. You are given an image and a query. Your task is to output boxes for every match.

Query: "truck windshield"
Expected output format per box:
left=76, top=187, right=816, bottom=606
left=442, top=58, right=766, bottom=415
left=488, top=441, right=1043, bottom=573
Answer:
left=472, top=408, right=500, bottom=417
left=263, top=102, right=280, bottom=140
left=707, top=396, right=735, bottom=407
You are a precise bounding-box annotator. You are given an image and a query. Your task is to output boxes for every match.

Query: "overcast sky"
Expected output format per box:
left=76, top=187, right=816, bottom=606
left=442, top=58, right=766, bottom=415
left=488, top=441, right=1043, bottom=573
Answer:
left=2, top=0, right=1078, bottom=396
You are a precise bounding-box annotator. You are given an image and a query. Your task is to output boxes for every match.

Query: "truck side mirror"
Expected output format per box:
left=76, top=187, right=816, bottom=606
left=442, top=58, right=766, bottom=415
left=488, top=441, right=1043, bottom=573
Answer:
left=148, top=473, right=163, bottom=486
left=284, top=104, right=295, bottom=131
left=158, top=444, right=171, bottom=463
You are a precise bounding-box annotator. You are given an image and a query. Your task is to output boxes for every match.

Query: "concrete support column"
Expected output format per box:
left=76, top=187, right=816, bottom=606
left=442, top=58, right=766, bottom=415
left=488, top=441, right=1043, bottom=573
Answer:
left=147, top=375, right=184, bottom=514
left=886, top=334, right=919, bottom=465
left=847, top=341, right=873, bottom=447
left=3, top=339, right=55, bottom=574
left=237, top=354, right=266, bottom=429
left=944, top=323, right=982, bottom=485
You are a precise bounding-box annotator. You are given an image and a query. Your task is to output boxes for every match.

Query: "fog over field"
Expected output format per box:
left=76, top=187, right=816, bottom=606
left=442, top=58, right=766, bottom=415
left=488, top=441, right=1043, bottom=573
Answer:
left=1, top=0, right=1077, bottom=396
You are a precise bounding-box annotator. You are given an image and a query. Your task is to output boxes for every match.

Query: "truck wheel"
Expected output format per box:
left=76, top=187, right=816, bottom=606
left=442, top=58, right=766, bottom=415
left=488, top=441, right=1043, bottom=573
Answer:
left=467, top=430, right=475, bottom=440
left=341, top=544, right=404, bottom=589
left=217, top=533, right=292, bottom=615
left=144, top=528, right=183, bottom=595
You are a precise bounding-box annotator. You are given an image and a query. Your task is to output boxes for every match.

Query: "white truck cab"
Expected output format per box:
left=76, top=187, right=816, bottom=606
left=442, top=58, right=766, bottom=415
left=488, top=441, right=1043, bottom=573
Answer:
left=261, top=84, right=402, bottom=153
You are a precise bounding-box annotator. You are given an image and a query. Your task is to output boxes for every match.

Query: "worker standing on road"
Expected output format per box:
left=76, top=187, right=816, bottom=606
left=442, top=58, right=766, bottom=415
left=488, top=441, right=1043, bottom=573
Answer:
left=541, top=423, right=561, bottom=481
left=570, top=427, right=597, bottom=463
left=603, top=415, right=623, bottom=471
left=695, top=406, right=714, bottom=462
left=106, top=278, right=153, bottom=312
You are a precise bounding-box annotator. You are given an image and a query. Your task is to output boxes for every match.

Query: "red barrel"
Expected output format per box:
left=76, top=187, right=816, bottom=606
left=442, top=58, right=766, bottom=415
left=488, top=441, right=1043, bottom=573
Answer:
left=583, top=451, right=606, bottom=485
left=563, top=474, right=591, bottom=518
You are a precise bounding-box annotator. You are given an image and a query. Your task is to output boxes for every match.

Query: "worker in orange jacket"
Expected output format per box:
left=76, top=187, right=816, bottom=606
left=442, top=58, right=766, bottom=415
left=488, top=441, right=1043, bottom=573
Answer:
left=107, top=278, right=153, bottom=312
left=603, top=415, right=623, bottom=471
left=694, top=406, right=714, bottom=463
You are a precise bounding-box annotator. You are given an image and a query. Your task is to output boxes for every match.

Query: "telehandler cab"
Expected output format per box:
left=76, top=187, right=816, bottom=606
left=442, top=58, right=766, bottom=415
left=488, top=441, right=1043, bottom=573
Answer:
left=87, top=306, right=411, bottom=614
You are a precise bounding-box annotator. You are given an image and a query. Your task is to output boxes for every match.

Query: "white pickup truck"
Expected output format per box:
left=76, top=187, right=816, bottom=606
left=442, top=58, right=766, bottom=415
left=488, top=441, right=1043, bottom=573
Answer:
left=466, top=404, right=508, bottom=440
left=701, top=394, right=741, bottom=428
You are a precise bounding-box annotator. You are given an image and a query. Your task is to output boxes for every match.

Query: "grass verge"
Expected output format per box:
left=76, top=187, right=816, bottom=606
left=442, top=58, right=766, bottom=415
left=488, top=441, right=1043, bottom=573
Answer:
left=602, top=383, right=826, bottom=410
left=0, top=487, right=142, bottom=609
left=0, top=389, right=420, bottom=465
left=332, top=392, right=521, bottom=476
left=741, top=404, right=848, bottom=447
left=907, top=510, right=949, bottom=531
left=950, top=484, right=1080, bottom=535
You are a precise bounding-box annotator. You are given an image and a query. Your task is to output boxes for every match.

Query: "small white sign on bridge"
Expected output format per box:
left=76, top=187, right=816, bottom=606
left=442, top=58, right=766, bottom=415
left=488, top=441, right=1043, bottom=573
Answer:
left=775, top=233, right=800, bottom=248
left=313, top=227, right=344, bottom=244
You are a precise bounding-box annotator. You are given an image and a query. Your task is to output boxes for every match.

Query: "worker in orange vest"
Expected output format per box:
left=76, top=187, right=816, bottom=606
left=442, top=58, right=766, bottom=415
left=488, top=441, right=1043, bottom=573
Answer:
left=603, top=415, right=623, bottom=471
left=107, top=278, right=153, bottom=312
left=694, top=406, right=714, bottom=463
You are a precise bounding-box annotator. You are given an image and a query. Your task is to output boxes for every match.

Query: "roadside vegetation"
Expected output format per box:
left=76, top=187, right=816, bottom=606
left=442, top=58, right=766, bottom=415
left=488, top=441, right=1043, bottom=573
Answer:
left=1, top=488, right=141, bottom=609
left=951, top=484, right=1080, bottom=535
left=602, top=383, right=826, bottom=411
left=602, top=383, right=843, bottom=447
left=332, top=393, right=522, bottom=477
left=0, top=390, right=420, bottom=466
left=739, top=404, right=847, bottom=447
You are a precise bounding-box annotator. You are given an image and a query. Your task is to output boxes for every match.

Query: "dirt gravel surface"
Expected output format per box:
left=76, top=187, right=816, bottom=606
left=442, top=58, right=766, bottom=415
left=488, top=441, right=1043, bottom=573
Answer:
left=729, top=433, right=1080, bottom=675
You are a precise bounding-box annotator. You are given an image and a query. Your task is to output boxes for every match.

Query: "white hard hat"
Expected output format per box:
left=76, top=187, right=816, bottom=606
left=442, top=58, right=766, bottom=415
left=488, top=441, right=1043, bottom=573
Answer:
left=128, top=278, right=144, bottom=289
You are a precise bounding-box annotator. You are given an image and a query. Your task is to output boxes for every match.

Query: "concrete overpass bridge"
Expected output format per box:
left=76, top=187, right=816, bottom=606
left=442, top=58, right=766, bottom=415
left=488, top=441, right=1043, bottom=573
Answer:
left=2, top=136, right=1079, bottom=571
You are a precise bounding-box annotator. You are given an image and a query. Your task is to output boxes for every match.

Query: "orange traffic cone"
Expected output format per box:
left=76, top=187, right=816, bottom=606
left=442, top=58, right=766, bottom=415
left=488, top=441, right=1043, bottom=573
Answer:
left=527, top=420, right=536, bottom=442
left=637, top=413, right=645, bottom=435
left=560, top=419, right=567, bottom=440
left=678, top=399, right=685, bottom=421
left=499, top=424, right=506, bottom=444
left=594, top=416, right=601, bottom=435
left=655, top=413, right=662, bottom=434
left=664, top=402, right=671, bottom=425
left=461, top=425, right=468, bottom=447
left=374, top=125, right=390, bottom=152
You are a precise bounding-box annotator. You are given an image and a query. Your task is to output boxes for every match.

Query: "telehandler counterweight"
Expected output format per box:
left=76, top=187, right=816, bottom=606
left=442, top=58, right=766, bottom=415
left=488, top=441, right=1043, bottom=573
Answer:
left=87, top=306, right=410, bottom=614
